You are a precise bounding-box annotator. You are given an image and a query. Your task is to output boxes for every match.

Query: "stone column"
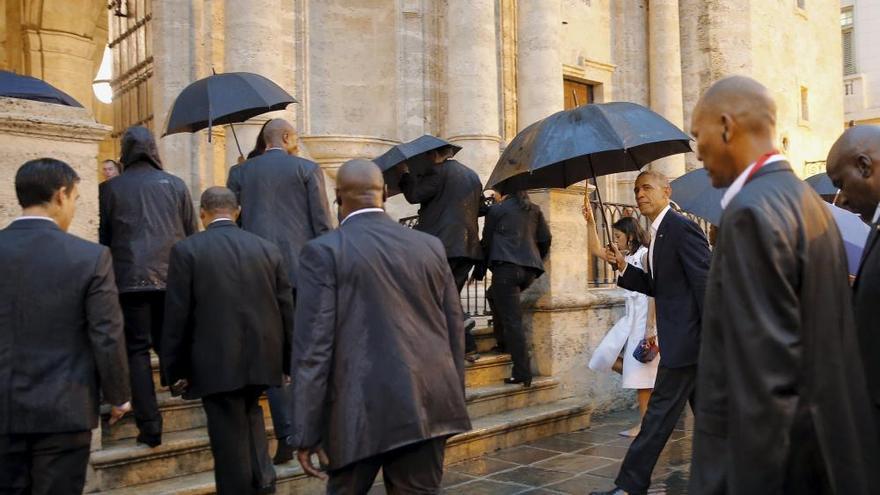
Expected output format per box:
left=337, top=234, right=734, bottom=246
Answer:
left=516, top=0, right=564, bottom=130
left=446, top=0, right=501, bottom=181
left=224, top=0, right=291, bottom=164
left=648, top=0, right=686, bottom=179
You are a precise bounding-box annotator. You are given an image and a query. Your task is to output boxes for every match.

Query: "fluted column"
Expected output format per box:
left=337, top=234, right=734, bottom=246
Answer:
left=516, top=0, right=564, bottom=130
left=446, top=0, right=501, bottom=181
left=648, top=0, right=686, bottom=179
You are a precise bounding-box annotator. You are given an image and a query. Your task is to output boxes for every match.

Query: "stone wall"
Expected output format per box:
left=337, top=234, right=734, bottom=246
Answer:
left=0, top=97, right=109, bottom=240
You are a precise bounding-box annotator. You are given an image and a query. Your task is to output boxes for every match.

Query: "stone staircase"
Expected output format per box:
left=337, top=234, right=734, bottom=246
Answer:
left=88, top=323, right=592, bottom=494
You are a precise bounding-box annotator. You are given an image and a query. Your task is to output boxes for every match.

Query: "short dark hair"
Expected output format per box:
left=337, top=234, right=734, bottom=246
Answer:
left=200, top=186, right=239, bottom=213
left=103, top=159, right=122, bottom=174
left=15, top=158, right=80, bottom=208
left=612, top=216, right=650, bottom=254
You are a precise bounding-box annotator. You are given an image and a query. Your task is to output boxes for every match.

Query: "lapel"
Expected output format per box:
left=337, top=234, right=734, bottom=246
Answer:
left=854, top=221, right=880, bottom=288
left=651, top=213, right=671, bottom=284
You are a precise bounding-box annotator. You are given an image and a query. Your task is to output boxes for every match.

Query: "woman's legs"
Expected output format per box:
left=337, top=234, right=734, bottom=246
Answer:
left=621, top=388, right=653, bottom=437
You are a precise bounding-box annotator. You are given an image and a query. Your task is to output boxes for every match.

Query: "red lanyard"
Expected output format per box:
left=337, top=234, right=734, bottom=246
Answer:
left=744, top=150, right=780, bottom=184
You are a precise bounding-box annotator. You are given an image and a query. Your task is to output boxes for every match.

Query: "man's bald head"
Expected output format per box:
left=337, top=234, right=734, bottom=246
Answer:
left=691, top=76, right=779, bottom=188
left=262, top=119, right=298, bottom=154
left=826, top=125, right=880, bottom=219
left=336, top=159, right=385, bottom=221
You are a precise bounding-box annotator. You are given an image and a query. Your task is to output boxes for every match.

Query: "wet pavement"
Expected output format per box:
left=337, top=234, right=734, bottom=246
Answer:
left=371, top=408, right=693, bottom=494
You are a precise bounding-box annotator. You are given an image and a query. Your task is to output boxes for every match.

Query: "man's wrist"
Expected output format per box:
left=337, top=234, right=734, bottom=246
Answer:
left=115, top=401, right=130, bottom=409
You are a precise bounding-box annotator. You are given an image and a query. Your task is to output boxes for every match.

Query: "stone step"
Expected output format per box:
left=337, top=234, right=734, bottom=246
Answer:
left=94, top=396, right=591, bottom=494
left=464, top=353, right=512, bottom=388
left=465, top=376, right=559, bottom=419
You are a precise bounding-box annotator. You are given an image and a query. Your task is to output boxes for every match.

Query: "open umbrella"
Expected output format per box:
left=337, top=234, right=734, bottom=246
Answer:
left=163, top=71, right=297, bottom=158
left=806, top=172, right=838, bottom=202
left=374, top=135, right=461, bottom=197
left=670, top=168, right=726, bottom=225
left=827, top=203, right=870, bottom=275
left=0, top=70, right=82, bottom=107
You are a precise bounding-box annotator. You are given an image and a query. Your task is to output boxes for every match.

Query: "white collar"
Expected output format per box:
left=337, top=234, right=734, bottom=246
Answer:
left=265, top=147, right=285, bottom=153
left=340, top=208, right=384, bottom=225
left=720, top=154, right=786, bottom=209
left=651, top=205, right=672, bottom=233
left=873, top=203, right=880, bottom=225
left=209, top=217, right=234, bottom=225
left=12, top=216, right=56, bottom=224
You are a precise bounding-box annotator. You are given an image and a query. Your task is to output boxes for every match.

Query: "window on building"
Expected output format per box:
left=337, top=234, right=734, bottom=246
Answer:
left=841, top=7, right=856, bottom=75
left=800, top=87, right=810, bottom=122
left=109, top=0, right=154, bottom=155
left=564, top=78, right=594, bottom=110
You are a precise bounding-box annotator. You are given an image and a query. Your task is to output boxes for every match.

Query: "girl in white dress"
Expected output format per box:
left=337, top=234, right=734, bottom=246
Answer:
left=583, top=207, right=659, bottom=437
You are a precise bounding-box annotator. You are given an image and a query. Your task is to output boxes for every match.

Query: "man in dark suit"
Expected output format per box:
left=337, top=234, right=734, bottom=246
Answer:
left=826, top=124, right=880, bottom=446
left=227, top=118, right=333, bottom=464
left=162, top=187, right=293, bottom=494
left=689, top=76, right=878, bottom=493
left=1, top=158, right=131, bottom=494
left=99, top=125, right=198, bottom=447
left=399, top=147, right=483, bottom=358
left=594, top=169, right=711, bottom=495
left=291, top=159, right=471, bottom=493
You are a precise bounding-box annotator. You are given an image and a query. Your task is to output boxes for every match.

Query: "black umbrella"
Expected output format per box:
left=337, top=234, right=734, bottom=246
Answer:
left=163, top=71, right=297, bottom=158
left=0, top=70, right=82, bottom=107
left=375, top=134, right=461, bottom=197
left=805, top=172, right=838, bottom=201
left=670, top=168, right=726, bottom=225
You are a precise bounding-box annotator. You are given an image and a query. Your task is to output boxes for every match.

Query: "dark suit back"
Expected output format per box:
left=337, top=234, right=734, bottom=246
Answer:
left=853, top=220, right=880, bottom=435
left=291, top=212, right=471, bottom=470
left=691, top=162, right=879, bottom=492
left=161, top=221, right=294, bottom=400
left=401, top=159, right=483, bottom=260
left=99, top=162, right=197, bottom=292
left=618, top=209, right=710, bottom=368
left=0, top=220, right=130, bottom=433
left=481, top=197, right=551, bottom=274
left=227, top=150, right=333, bottom=287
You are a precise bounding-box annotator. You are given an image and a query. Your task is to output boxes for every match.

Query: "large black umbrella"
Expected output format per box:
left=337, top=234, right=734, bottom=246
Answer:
left=0, top=70, right=82, bottom=107
left=805, top=172, right=838, bottom=201
left=375, top=134, right=461, bottom=196
left=163, top=71, right=297, bottom=157
left=670, top=168, right=726, bottom=225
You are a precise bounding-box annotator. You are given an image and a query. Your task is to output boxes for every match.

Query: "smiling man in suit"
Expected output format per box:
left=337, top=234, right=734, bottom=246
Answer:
left=593, top=169, right=711, bottom=495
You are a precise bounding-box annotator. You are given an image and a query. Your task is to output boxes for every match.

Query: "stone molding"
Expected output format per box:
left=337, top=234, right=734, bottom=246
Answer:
left=447, top=133, right=503, bottom=143
left=0, top=98, right=109, bottom=143
left=299, top=134, right=401, bottom=166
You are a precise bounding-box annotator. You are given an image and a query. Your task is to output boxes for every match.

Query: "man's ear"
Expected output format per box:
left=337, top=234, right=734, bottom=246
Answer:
left=720, top=114, right=732, bottom=144
left=856, top=154, right=874, bottom=179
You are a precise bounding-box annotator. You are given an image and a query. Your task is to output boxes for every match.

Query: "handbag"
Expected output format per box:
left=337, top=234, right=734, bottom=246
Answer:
left=632, top=337, right=659, bottom=363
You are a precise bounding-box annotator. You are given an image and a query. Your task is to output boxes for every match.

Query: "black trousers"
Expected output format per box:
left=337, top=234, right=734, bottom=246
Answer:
left=487, top=263, right=536, bottom=382
left=120, top=291, right=165, bottom=441
left=448, top=257, right=476, bottom=353
left=266, top=289, right=296, bottom=446
left=202, top=387, right=275, bottom=495
left=616, top=365, right=697, bottom=494
left=0, top=430, right=91, bottom=495
left=326, top=437, right=447, bottom=495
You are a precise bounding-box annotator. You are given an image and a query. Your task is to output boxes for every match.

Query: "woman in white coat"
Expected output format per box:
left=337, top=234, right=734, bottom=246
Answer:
left=584, top=207, right=659, bottom=437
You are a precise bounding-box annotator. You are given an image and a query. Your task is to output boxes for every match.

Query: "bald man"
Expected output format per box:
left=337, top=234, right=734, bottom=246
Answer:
left=827, top=125, right=880, bottom=440
left=290, top=159, right=470, bottom=494
left=227, top=118, right=333, bottom=464
left=689, top=76, right=878, bottom=493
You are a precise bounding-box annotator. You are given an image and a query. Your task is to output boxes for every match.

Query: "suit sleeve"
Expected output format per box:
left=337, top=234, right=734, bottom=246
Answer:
left=307, top=166, right=334, bottom=237
left=272, top=247, right=295, bottom=376
left=677, top=220, right=711, bottom=315
left=400, top=170, right=442, bottom=205
left=98, top=184, right=111, bottom=247
left=86, top=248, right=130, bottom=406
left=438, top=247, right=466, bottom=388
left=226, top=165, right=241, bottom=199
left=535, top=209, right=552, bottom=260
left=718, top=206, right=801, bottom=468
left=474, top=207, right=500, bottom=280
left=290, top=241, right=337, bottom=449
left=618, top=262, right=654, bottom=296
left=161, top=243, right=194, bottom=385
left=180, top=185, right=198, bottom=236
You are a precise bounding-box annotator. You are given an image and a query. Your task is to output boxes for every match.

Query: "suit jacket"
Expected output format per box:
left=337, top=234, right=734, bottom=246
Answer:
left=0, top=219, right=130, bottom=433
left=99, top=162, right=197, bottom=292
left=400, top=159, right=483, bottom=260
left=618, top=209, right=710, bottom=368
left=852, top=218, right=880, bottom=438
left=290, top=211, right=471, bottom=470
left=480, top=197, right=551, bottom=275
left=691, top=162, right=880, bottom=493
left=161, top=220, right=294, bottom=400
left=227, top=150, right=333, bottom=288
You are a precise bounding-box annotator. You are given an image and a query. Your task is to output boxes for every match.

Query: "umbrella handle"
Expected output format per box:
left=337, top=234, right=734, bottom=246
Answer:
left=228, top=122, right=244, bottom=160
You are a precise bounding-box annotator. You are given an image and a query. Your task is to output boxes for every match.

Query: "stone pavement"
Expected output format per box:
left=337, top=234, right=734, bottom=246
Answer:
left=370, top=408, right=693, bottom=494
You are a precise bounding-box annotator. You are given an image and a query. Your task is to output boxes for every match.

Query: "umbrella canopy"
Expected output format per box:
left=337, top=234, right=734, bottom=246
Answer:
left=827, top=203, right=870, bottom=275
left=670, top=168, right=726, bottom=225
left=373, top=134, right=461, bottom=172
left=486, top=102, right=692, bottom=192
left=806, top=172, right=837, bottom=199
left=163, top=72, right=296, bottom=136
left=0, top=70, right=82, bottom=107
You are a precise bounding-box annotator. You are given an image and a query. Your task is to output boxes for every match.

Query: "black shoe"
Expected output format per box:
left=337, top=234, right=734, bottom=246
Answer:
left=136, top=433, right=161, bottom=448
left=504, top=377, right=532, bottom=387
left=273, top=442, right=294, bottom=465
left=464, top=317, right=476, bottom=333
left=465, top=351, right=481, bottom=363
left=589, top=488, right=628, bottom=495
left=256, top=483, right=277, bottom=494
left=490, top=344, right=507, bottom=354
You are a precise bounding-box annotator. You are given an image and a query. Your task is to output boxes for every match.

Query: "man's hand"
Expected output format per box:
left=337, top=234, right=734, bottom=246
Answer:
left=109, top=402, right=132, bottom=426
left=603, top=243, right=626, bottom=269
left=297, top=447, right=330, bottom=480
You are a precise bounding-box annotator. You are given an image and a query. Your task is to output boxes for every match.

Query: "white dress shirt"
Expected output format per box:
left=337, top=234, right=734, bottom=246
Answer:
left=720, top=154, right=786, bottom=209
left=647, top=204, right=672, bottom=278
left=340, top=208, right=384, bottom=226
left=209, top=217, right=234, bottom=225
left=873, top=203, right=880, bottom=225
left=11, top=216, right=56, bottom=224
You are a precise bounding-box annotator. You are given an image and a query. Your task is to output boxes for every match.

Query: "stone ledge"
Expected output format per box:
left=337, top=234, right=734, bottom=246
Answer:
left=0, top=97, right=110, bottom=142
